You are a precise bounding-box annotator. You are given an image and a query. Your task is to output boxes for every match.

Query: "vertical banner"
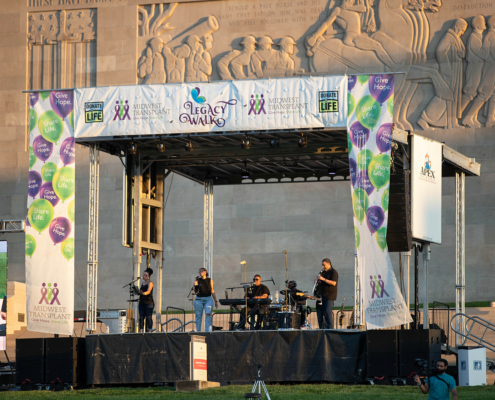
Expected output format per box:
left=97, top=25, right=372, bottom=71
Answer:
left=26, top=91, right=75, bottom=335
left=0, top=241, right=6, bottom=351
left=347, top=75, right=412, bottom=329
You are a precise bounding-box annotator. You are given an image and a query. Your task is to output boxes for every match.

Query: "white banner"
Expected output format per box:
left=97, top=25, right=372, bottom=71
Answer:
left=26, top=91, right=75, bottom=335
left=411, top=135, right=442, bottom=244
left=347, top=75, right=412, bottom=330
left=74, top=76, right=347, bottom=138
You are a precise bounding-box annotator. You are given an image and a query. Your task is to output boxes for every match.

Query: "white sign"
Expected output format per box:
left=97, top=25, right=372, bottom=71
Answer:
left=190, top=339, right=207, bottom=381
left=411, top=135, right=442, bottom=244
left=73, top=76, right=347, bottom=138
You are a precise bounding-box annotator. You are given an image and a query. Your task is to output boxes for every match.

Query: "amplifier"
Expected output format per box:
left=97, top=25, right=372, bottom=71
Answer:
left=118, top=309, right=127, bottom=333
left=16, top=338, right=45, bottom=384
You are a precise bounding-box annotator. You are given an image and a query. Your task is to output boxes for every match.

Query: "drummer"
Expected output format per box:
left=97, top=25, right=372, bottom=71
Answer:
left=287, top=280, right=308, bottom=326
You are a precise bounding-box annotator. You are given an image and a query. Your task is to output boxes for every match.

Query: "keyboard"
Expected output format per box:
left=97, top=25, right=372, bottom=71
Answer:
left=219, top=298, right=272, bottom=307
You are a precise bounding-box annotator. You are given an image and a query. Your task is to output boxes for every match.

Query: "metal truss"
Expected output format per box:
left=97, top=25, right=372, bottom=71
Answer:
left=0, top=220, right=25, bottom=234
left=455, top=172, right=466, bottom=345
left=204, top=180, right=213, bottom=278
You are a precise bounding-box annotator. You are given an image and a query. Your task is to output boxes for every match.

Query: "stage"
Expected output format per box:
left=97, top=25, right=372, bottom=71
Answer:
left=86, top=330, right=367, bottom=385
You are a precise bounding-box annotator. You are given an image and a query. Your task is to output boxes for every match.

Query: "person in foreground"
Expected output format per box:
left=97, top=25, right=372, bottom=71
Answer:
left=139, top=268, right=154, bottom=333
left=414, top=359, right=458, bottom=400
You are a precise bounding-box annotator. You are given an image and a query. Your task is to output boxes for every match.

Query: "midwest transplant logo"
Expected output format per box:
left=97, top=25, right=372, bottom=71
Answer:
left=180, top=87, right=237, bottom=127
left=248, top=94, right=266, bottom=115
left=39, top=282, right=61, bottom=305
left=419, top=153, right=436, bottom=182
left=370, top=274, right=390, bottom=298
left=113, top=100, right=131, bottom=121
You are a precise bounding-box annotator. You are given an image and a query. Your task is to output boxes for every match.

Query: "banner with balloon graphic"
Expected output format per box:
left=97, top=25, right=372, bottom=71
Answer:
left=26, top=90, right=75, bottom=335
left=347, top=75, right=412, bottom=330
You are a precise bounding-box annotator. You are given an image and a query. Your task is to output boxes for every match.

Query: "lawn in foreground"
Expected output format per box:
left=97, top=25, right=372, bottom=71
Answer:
left=3, top=384, right=495, bottom=399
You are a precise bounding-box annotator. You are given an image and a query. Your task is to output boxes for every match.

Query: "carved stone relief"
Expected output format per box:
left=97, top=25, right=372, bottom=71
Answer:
left=28, top=9, right=96, bottom=89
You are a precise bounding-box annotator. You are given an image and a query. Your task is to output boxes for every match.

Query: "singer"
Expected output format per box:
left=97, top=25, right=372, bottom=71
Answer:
left=139, top=268, right=154, bottom=333
left=244, top=274, right=270, bottom=330
left=318, top=258, right=339, bottom=329
left=194, top=268, right=218, bottom=332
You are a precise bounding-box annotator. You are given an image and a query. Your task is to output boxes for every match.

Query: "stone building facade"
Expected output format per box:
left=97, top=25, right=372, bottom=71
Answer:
left=0, top=0, right=494, bottom=314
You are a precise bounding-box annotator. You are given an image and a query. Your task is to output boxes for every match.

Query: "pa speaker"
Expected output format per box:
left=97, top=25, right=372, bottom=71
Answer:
left=367, top=330, right=398, bottom=377
left=16, top=338, right=45, bottom=384
left=45, top=337, right=86, bottom=385
left=399, top=329, right=442, bottom=377
left=387, top=171, right=412, bottom=252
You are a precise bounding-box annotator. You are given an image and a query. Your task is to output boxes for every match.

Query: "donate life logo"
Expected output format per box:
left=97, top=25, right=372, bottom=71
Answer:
left=370, top=274, right=390, bottom=298
left=191, top=87, right=206, bottom=104
left=419, top=153, right=436, bottom=183
left=113, top=100, right=131, bottom=121
left=39, top=282, right=61, bottom=305
left=248, top=94, right=266, bottom=115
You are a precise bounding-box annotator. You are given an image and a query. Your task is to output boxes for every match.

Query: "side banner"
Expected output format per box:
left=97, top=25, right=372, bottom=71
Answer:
left=26, top=91, right=75, bottom=335
left=347, top=75, right=412, bottom=330
left=74, top=76, right=347, bottom=138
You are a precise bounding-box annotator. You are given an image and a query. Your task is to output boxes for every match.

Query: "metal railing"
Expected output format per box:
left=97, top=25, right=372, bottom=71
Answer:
left=164, top=307, right=186, bottom=332
left=451, top=313, right=495, bottom=352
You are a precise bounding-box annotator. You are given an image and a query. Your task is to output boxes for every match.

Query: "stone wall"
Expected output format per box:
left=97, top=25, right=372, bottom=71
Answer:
left=0, top=0, right=494, bottom=315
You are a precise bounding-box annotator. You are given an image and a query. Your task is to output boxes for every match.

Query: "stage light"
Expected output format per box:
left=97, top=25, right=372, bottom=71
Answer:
left=242, top=136, right=251, bottom=149
left=298, top=134, right=307, bottom=148
left=293, top=161, right=298, bottom=167
left=185, top=141, right=194, bottom=151
left=241, top=170, right=250, bottom=179
left=157, top=142, right=165, bottom=152
left=328, top=160, right=336, bottom=175
left=128, top=142, right=137, bottom=155
left=269, top=138, right=279, bottom=148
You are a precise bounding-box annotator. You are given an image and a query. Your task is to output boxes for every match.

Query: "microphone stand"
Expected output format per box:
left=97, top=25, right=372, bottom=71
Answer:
left=123, top=277, right=140, bottom=333
left=283, top=251, right=288, bottom=308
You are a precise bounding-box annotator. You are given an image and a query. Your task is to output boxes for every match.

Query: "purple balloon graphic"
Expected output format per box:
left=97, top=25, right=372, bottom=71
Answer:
left=30, top=92, right=39, bottom=107
left=49, top=217, right=71, bottom=245
left=357, top=170, right=375, bottom=196
left=40, top=182, right=60, bottom=206
left=369, top=74, right=394, bottom=104
left=33, top=135, right=53, bottom=162
left=60, top=137, right=75, bottom=165
left=50, top=90, right=73, bottom=119
left=26, top=208, right=31, bottom=227
left=376, top=123, right=393, bottom=153
left=349, top=158, right=358, bottom=187
left=349, top=121, right=370, bottom=149
left=366, top=206, right=385, bottom=235
left=348, top=75, right=357, bottom=92
left=28, top=171, right=42, bottom=198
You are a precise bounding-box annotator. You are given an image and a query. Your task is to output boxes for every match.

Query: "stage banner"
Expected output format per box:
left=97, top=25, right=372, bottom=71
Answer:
left=73, top=76, right=347, bottom=138
left=347, top=75, right=412, bottom=330
left=26, top=90, right=75, bottom=335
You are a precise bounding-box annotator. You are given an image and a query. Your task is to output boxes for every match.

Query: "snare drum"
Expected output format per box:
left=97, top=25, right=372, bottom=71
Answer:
left=278, top=311, right=301, bottom=330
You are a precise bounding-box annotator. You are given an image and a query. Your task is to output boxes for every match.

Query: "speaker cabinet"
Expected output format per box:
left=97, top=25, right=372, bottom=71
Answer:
left=399, top=329, right=441, bottom=377
left=367, top=330, right=399, bottom=377
left=16, top=338, right=45, bottom=384
left=45, top=337, right=86, bottom=385
left=387, top=172, right=412, bottom=252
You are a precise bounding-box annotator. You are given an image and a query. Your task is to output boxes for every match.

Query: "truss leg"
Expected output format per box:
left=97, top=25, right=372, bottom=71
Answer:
left=422, top=243, right=430, bottom=329
left=86, top=144, right=100, bottom=333
left=132, top=154, right=142, bottom=333
left=155, top=169, right=164, bottom=332
left=204, top=180, right=214, bottom=278
left=354, top=249, right=364, bottom=327
left=455, top=172, right=466, bottom=346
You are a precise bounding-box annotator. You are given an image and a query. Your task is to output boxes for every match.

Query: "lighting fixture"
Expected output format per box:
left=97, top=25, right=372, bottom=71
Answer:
left=328, top=160, right=336, bottom=175
left=241, top=136, right=251, bottom=149
left=298, top=134, right=307, bottom=148
left=269, top=138, right=279, bottom=148
left=128, top=142, right=137, bottom=155
left=241, top=170, right=250, bottom=179
left=157, top=142, right=165, bottom=152
left=185, top=141, right=194, bottom=151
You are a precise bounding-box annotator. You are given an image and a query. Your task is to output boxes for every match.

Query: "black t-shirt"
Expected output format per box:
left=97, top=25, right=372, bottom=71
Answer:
left=196, top=278, right=212, bottom=297
left=287, top=289, right=306, bottom=306
left=320, top=268, right=338, bottom=300
left=139, top=282, right=154, bottom=305
left=248, top=283, right=270, bottom=298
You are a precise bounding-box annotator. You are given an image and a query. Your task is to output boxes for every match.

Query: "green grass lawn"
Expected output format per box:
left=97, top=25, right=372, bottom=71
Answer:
left=3, top=384, right=495, bottom=399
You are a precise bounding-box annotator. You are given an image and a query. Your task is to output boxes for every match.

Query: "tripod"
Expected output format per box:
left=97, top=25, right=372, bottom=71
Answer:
left=252, top=365, right=270, bottom=400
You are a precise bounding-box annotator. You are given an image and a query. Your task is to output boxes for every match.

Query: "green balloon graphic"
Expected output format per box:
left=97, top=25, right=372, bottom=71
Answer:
left=368, top=154, right=391, bottom=191
left=347, top=132, right=353, bottom=154
left=38, top=110, right=64, bottom=144
left=348, top=93, right=355, bottom=117
left=41, top=162, right=57, bottom=182
left=387, top=94, right=394, bottom=117
left=69, top=110, right=74, bottom=131
left=352, top=187, right=369, bottom=223
left=25, top=234, right=37, bottom=258
left=52, top=166, right=75, bottom=202
left=376, top=227, right=387, bottom=251
left=357, top=149, right=374, bottom=171
left=356, top=95, right=381, bottom=130
left=68, top=199, right=75, bottom=223
left=382, top=188, right=389, bottom=212
left=30, top=108, right=37, bottom=132
left=357, top=75, right=369, bottom=85
left=61, top=237, right=75, bottom=261
left=354, top=226, right=361, bottom=249
left=28, top=199, right=54, bottom=234
left=39, top=91, right=50, bottom=101
left=29, top=146, right=37, bottom=169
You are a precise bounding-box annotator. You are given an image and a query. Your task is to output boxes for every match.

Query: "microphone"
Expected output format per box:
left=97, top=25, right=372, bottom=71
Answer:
left=271, top=276, right=275, bottom=285
left=282, top=250, right=287, bottom=254
left=240, top=261, right=246, bottom=265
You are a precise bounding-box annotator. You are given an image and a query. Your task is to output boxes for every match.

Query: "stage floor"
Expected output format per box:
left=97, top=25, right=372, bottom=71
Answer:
left=86, top=329, right=367, bottom=384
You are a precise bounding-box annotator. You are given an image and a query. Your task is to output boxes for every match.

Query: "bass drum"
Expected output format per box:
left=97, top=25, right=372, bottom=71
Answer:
left=278, top=311, right=301, bottom=330
left=262, top=311, right=279, bottom=330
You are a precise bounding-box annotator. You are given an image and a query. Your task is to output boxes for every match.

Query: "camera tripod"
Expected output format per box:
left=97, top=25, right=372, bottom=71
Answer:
left=252, top=365, right=270, bottom=400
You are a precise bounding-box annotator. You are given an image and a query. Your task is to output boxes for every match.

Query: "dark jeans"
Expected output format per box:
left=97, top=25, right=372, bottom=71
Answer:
left=322, top=299, right=334, bottom=329
left=139, top=303, right=154, bottom=331
left=316, top=307, right=325, bottom=329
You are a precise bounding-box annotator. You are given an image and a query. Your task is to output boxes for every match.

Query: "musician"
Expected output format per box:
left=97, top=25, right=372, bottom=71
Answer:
left=318, top=258, right=338, bottom=329
left=139, top=268, right=154, bottom=333
left=194, top=268, right=218, bottom=332
left=245, top=274, right=270, bottom=329
left=287, top=280, right=308, bottom=326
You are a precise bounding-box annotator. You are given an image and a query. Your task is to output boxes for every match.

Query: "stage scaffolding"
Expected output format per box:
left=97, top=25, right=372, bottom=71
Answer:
left=79, top=128, right=480, bottom=335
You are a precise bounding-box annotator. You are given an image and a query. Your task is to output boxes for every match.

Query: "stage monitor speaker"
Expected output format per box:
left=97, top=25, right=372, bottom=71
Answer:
left=45, top=337, right=86, bottom=385
left=387, top=171, right=412, bottom=252
left=16, top=338, right=45, bottom=384
left=399, top=329, right=442, bottom=377
left=367, top=330, right=398, bottom=377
